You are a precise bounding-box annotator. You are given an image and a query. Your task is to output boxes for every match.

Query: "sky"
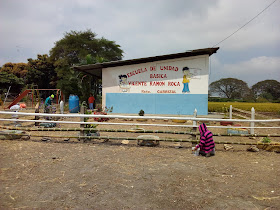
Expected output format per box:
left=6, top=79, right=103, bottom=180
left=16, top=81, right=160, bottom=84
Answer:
left=0, top=0, right=279, bottom=87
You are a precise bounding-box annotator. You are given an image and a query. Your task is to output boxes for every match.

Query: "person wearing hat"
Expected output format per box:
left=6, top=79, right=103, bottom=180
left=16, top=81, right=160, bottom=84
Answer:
left=44, top=94, right=54, bottom=114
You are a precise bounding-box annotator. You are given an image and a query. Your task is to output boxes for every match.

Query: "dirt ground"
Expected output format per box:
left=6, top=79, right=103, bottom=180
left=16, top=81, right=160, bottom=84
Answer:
left=0, top=111, right=280, bottom=209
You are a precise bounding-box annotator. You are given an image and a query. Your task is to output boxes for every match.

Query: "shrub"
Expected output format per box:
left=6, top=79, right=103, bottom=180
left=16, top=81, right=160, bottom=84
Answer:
left=256, top=97, right=269, bottom=103
left=261, top=137, right=271, bottom=143
left=138, top=109, right=145, bottom=116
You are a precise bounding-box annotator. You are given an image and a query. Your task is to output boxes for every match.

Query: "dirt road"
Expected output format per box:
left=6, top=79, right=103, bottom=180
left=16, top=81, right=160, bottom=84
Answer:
left=0, top=139, right=279, bottom=209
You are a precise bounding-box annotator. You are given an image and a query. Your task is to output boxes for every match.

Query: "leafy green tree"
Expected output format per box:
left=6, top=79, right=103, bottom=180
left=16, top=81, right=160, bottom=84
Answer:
left=252, top=80, right=280, bottom=101
left=49, top=29, right=123, bottom=100
left=209, top=78, right=250, bottom=100
left=73, top=54, right=103, bottom=103
left=0, top=63, right=28, bottom=95
left=26, top=54, right=57, bottom=89
left=0, top=71, right=24, bottom=95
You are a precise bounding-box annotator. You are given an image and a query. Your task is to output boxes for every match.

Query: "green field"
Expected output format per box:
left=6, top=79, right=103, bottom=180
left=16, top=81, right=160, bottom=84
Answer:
left=208, top=102, right=280, bottom=113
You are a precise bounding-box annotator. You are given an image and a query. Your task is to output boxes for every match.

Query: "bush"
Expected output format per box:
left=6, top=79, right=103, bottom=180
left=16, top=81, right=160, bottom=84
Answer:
left=261, top=137, right=271, bottom=143
left=256, top=97, right=269, bottom=103
left=138, top=109, right=145, bottom=116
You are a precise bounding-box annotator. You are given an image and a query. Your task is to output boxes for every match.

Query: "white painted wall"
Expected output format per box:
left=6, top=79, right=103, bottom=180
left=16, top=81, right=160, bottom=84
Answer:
left=102, top=55, right=209, bottom=106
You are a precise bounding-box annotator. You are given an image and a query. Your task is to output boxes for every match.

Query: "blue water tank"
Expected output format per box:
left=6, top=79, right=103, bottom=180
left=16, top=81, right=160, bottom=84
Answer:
left=69, top=95, right=79, bottom=113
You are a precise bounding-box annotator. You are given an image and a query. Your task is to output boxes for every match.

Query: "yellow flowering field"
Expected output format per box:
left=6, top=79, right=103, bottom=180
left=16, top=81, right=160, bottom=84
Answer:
left=208, top=102, right=280, bottom=113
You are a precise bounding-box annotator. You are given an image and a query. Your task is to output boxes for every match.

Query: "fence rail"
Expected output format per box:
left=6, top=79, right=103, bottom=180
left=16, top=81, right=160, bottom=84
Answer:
left=1, top=125, right=280, bottom=137
left=1, top=102, right=280, bottom=150
left=1, top=110, right=280, bottom=138
left=1, top=111, right=280, bottom=123
left=232, top=107, right=274, bottom=119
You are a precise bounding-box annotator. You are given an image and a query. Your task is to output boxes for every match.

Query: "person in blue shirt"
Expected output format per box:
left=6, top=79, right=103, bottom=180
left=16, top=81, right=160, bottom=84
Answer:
left=44, top=94, right=54, bottom=113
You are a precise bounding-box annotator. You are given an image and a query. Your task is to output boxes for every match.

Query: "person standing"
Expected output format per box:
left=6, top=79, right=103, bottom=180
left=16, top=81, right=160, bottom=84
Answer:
left=88, top=94, right=95, bottom=110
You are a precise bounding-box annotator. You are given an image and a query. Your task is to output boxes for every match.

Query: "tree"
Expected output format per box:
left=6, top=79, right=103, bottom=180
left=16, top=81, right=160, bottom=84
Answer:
left=49, top=29, right=123, bottom=100
left=71, top=54, right=103, bottom=103
left=0, top=62, right=13, bottom=74
left=1, top=62, right=29, bottom=79
left=0, top=63, right=27, bottom=95
left=252, top=80, right=280, bottom=101
left=0, top=71, right=24, bottom=95
left=209, top=78, right=250, bottom=99
left=26, top=54, right=57, bottom=89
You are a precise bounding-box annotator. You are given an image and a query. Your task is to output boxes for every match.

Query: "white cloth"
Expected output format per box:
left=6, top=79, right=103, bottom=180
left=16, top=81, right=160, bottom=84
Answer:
left=10, top=104, right=20, bottom=119
left=10, top=104, right=20, bottom=111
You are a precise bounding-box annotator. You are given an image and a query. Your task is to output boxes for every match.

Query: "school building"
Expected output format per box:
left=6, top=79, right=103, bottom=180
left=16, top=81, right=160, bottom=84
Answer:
left=74, top=47, right=219, bottom=115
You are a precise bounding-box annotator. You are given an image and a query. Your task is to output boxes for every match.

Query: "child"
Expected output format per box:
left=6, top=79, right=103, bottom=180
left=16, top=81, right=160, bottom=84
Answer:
left=192, top=123, right=215, bottom=157
left=88, top=94, right=95, bottom=110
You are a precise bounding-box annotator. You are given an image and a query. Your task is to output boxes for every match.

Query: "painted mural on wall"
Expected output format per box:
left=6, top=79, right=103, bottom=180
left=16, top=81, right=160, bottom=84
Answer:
left=118, top=74, right=130, bottom=92
left=104, top=56, right=208, bottom=95
left=181, top=67, right=202, bottom=93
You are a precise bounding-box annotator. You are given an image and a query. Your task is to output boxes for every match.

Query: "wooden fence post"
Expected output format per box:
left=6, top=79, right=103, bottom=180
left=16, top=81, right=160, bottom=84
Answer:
left=251, top=107, right=255, bottom=134
left=229, top=105, right=232, bottom=119
left=192, top=108, right=197, bottom=146
left=34, top=102, right=40, bottom=126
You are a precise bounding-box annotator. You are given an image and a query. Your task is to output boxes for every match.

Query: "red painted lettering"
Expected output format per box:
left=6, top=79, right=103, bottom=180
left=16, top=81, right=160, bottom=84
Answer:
left=128, top=81, right=147, bottom=86
left=127, top=68, right=147, bottom=78
left=141, top=90, right=151, bottom=93
left=150, top=74, right=167, bottom=79
left=160, top=66, right=179, bottom=71
left=157, top=90, right=176, bottom=93
left=150, top=66, right=156, bottom=71
left=168, top=81, right=180, bottom=86
left=150, top=81, right=165, bottom=86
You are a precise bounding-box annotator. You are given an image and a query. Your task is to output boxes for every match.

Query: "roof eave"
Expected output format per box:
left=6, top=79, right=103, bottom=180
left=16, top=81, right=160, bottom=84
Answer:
left=73, top=47, right=219, bottom=77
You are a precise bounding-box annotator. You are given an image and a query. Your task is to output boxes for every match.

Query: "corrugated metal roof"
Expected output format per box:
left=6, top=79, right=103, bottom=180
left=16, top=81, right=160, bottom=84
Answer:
left=73, top=47, right=219, bottom=78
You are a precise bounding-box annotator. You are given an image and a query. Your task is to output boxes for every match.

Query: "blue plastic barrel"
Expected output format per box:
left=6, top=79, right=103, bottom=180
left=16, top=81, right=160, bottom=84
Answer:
left=69, top=95, right=79, bottom=113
